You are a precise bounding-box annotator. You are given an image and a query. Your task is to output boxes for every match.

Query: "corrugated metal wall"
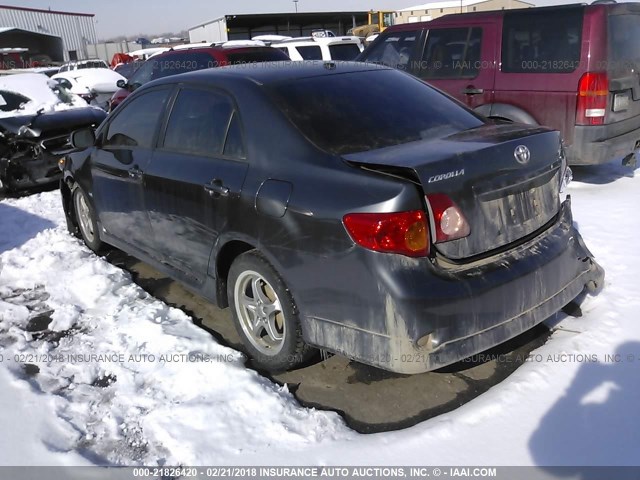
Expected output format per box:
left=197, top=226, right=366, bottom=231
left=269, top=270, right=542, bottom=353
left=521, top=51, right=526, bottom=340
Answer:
left=0, top=7, right=97, bottom=61
left=189, top=18, right=228, bottom=43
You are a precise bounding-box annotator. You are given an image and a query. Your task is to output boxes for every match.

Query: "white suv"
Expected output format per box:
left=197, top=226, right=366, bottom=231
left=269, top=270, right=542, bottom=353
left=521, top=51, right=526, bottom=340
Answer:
left=271, top=36, right=364, bottom=61
left=59, top=59, right=109, bottom=72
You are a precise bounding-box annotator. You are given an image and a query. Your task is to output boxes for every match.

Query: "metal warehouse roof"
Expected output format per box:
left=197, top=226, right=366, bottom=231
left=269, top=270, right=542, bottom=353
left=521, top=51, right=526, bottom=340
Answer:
left=0, top=4, right=94, bottom=17
left=0, top=26, right=61, bottom=38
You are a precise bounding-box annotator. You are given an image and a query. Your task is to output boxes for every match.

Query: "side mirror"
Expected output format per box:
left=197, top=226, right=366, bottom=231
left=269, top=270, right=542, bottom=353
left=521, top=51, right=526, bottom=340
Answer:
left=70, top=128, right=96, bottom=149
left=116, top=79, right=127, bottom=89
left=130, top=82, right=142, bottom=92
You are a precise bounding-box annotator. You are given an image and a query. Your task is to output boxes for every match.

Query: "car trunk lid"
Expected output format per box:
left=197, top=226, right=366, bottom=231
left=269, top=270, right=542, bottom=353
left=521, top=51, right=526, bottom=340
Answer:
left=343, top=123, right=563, bottom=260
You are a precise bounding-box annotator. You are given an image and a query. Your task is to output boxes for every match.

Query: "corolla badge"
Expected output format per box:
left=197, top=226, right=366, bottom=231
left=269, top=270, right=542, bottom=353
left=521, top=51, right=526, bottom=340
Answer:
left=514, top=145, right=531, bottom=164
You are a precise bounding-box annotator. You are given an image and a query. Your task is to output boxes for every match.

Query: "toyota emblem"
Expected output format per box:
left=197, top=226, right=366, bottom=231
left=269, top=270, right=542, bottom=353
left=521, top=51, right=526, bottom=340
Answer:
left=514, top=145, right=531, bottom=164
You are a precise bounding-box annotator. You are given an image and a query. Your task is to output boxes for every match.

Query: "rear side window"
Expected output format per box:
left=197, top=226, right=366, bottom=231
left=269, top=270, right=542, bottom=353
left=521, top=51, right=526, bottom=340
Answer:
left=295, top=46, right=323, bottom=60
left=502, top=8, right=583, bottom=73
left=269, top=69, right=484, bottom=155
left=105, top=89, right=171, bottom=148
left=328, top=43, right=362, bottom=61
left=226, top=49, right=289, bottom=64
left=609, top=14, right=640, bottom=73
left=223, top=112, right=246, bottom=159
left=163, top=88, right=239, bottom=157
left=421, top=27, right=482, bottom=79
left=360, top=30, right=418, bottom=71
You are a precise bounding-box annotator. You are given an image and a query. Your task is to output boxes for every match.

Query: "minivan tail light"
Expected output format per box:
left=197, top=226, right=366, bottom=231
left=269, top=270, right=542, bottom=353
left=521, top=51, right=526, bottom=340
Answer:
left=426, top=193, right=470, bottom=243
left=576, top=72, right=609, bottom=126
left=343, top=210, right=429, bottom=257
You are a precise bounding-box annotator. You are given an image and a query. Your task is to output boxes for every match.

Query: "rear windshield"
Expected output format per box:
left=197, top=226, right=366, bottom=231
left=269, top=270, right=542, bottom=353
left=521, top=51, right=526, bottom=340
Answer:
left=328, top=43, right=361, bottom=61
left=226, top=49, right=289, bottom=64
left=502, top=7, right=583, bottom=73
left=296, top=46, right=323, bottom=60
left=268, top=69, right=484, bottom=155
left=608, top=14, right=640, bottom=73
left=129, top=52, right=216, bottom=86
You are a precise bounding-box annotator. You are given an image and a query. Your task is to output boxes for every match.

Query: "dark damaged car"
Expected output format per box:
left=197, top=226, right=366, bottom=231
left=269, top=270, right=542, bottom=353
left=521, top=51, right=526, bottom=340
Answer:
left=60, top=62, right=604, bottom=373
left=0, top=73, right=106, bottom=193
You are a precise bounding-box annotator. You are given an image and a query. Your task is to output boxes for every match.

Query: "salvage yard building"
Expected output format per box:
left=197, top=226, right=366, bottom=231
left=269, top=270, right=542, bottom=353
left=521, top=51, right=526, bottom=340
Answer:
left=0, top=4, right=97, bottom=62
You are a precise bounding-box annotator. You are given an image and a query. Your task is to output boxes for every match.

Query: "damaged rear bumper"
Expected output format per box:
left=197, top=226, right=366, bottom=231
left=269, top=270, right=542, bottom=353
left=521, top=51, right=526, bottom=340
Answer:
left=302, top=197, right=604, bottom=374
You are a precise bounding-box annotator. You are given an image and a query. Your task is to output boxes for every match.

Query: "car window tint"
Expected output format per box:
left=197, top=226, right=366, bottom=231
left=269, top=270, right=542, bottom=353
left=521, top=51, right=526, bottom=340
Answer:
left=104, top=89, right=170, bottom=148
left=270, top=69, right=483, bottom=155
left=295, top=46, right=323, bottom=60
left=360, top=30, right=418, bottom=71
left=0, top=90, right=30, bottom=111
left=421, top=27, right=482, bottom=79
left=328, top=44, right=362, bottom=61
left=608, top=14, right=640, bottom=73
left=226, top=49, right=289, bottom=64
left=151, top=52, right=218, bottom=81
left=502, top=7, right=583, bottom=73
left=223, top=112, right=246, bottom=159
left=128, top=59, right=155, bottom=86
left=163, top=89, right=234, bottom=156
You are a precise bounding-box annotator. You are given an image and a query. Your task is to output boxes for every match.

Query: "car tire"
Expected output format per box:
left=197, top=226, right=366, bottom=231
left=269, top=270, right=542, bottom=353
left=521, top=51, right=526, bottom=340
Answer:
left=228, top=251, right=313, bottom=372
left=73, top=187, right=104, bottom=253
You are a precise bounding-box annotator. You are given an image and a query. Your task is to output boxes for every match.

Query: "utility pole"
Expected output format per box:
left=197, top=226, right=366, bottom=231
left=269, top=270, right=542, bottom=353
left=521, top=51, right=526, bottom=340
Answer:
left=293, top=0, right=299, bottom=13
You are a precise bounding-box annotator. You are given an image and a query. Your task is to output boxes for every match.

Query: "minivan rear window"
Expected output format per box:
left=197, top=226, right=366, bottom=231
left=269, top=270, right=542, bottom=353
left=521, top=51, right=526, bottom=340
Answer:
left=608, top=14, right=640, bottom=73
left=328, top=43, right=362, bottom=61
left=226, top=49, right=289, bottom=64
left=502, top=7, right=583, bottom=73
left=269, top=69, right=484, bottom=155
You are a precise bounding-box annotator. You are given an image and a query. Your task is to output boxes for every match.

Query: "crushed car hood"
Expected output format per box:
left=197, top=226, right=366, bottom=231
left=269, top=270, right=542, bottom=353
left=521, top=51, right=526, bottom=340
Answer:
left=0, top=108, right=107, bottom=135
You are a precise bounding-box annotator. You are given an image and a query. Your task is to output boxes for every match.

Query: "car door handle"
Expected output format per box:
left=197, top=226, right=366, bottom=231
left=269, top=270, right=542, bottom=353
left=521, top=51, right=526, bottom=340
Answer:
left=128, top=165, right=143, bottom=180
left=204, top=179, right=229, bottom=197
left=461, top=87, right=484, bottom=95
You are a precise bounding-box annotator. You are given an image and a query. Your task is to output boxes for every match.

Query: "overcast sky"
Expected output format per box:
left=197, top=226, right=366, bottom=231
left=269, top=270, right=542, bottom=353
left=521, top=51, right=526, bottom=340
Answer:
left=9, top=0, right=575, bottom=39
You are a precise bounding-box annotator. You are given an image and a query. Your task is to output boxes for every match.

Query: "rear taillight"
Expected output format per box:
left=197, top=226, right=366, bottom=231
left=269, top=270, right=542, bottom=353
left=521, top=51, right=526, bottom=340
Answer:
left=343, top=210, right=429, bottom=257
left=576, top=72, right=609, bottom=126
left=425, top=193, right=470, bottom=243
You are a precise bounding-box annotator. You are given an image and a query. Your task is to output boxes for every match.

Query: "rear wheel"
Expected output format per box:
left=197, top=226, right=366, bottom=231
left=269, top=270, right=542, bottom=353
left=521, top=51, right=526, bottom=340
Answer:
left=73, top=187, right=104, bottom=253
left=228, top=251, right=313, bottom=372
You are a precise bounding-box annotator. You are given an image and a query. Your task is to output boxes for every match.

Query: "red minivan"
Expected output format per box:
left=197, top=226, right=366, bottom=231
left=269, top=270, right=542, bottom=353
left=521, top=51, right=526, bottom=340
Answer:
left=358, top=3, right=640, bottom=166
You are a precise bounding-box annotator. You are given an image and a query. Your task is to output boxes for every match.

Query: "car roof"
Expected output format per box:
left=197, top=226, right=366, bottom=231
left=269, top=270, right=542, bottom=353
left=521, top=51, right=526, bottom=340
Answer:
left=147, top=60, right=390, bottom=87
left=274, top=36, right=361, bottom=46
left=385, top=2, right=640, bottom=31
left=150, top=43, right=273, bottom=59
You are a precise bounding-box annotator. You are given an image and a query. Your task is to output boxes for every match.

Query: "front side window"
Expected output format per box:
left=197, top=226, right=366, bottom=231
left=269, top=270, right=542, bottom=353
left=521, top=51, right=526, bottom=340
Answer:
left=104, top=89, right=171, bottom=148
left=360, top=30, right=418, bottom=71
left=501, top=7, right=583, bottom=73
left=163, top=88, right=238, bottom=157
left=421, top=27, right=482, bottom=79
left=383, top=12, right=394, bottom=28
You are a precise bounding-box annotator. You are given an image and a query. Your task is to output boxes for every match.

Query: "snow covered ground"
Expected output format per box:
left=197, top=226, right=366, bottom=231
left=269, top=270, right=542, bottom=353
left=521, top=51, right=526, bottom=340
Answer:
left=0, top=162, right=638, bottom=467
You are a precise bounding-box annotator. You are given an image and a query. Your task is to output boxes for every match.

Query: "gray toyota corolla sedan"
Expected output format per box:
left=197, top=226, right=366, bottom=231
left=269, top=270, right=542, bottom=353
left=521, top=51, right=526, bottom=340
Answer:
left=60, top=61, right=604, bottom=373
